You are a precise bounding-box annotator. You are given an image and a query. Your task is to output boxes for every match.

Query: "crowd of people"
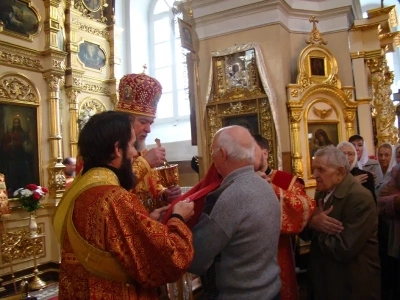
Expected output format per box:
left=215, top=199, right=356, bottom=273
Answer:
left=53, top=71, right=400, bottom=300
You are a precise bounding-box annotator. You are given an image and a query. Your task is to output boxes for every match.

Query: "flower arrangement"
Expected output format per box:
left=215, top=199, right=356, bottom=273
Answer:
left=14, top=184, right=48, bottom=212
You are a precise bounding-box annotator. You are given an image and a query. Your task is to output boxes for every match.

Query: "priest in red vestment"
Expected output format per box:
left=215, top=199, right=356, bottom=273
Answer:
left=53, top=111, right=195, bottom=300
left=253, top=134, right=316, bottom=300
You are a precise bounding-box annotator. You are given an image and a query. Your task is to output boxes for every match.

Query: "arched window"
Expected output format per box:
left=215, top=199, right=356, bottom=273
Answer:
left=149, top=0, right=190, bottom=122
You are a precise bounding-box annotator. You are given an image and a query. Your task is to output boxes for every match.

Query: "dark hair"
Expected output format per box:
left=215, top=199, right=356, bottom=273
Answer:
left=78, top=111, right=134, bottom=172
left=62, top=157, right=73, bottom=165
left=348, top=134, right=364, bottom=143
left=252, top=134, right=269, bottom=151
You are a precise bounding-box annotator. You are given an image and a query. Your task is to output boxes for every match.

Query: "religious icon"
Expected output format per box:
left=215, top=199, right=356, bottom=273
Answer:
left=0, top=104, right=39, bottom=198
left=310, top=57, right=325, bottom=76
left=82, top=0, right=102, bottom=12
left=308, top=123, right=339, bottom=175
left=222, top=114, right=259, bottom=135
left=78, top=41, right=106, bottom=70
left=178, top=19, right=196, bottom=52
left=0, top=0, right=40, bottom=40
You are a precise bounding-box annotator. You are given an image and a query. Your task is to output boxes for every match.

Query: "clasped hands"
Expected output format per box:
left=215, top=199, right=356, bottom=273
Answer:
left=308, top=199, right=344, bottom=235
left=149, top=198, right=194, bottom=223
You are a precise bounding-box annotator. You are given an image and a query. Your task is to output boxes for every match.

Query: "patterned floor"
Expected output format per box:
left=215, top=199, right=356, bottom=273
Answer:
left=29, top=283, right=58, bottom=300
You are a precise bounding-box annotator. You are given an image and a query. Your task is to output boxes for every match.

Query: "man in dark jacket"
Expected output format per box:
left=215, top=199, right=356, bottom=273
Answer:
left=303, top=145, right=380, bottom=300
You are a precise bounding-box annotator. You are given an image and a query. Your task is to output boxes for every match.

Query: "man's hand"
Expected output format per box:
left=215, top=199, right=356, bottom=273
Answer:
left=172, top=199, right=194, bottom=222
left=354, top=174, right=368, bottom=184
left=150, top=204, right=171, bottom=222
left=143, top=147, right=166, bottom=168
left=164, top=185, right=182, bottom=203
left=308, top=199, right=344, bottom=234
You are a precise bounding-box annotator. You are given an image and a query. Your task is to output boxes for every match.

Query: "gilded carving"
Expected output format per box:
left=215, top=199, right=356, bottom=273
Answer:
left=326, top=75, right=338, bottom=87
left=81, top=83, right=109, bottom=95
left=0, top=50, right=43, bottom=72
left=344, top=90, right=353, bottom=100
left=290, top=89, right=299, bottom=98
left=78, top=23, right=109, bottom=38
left=52, top=59, right=64, bottom=71
left=368, top=56, right=398, bottom=145
left=0, top=74, right=39, bottom=104
left=67, top=89, right=80, bottom=104
left=306, top=16, right=327, bottom=45
left=44, top=74, right=62, bottom=92
left=212, top=87, right=264, bottom=103
left=313, top=106, right=333, bottom=119
left=259, top=99, right=276, bottom=169
left=343, top=110, right=356, bottom=122
left=222, top=101, right=257, bottom=115
left=1, top=227, right=44, bottom=264
left=78, top=98, right=106, bottom=131
left=74, top=0, right=108, bottom=24
left=73, top=77, right=84, bottom=87
left=299, top=73, right=312, bottom=92
left=48, top=166, right=66, bottom=197
left=289, top=110, right=302, bottom=123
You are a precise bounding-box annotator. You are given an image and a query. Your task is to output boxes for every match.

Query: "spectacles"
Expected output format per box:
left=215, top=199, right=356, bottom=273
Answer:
left=342, top=151, right=355, bottom=157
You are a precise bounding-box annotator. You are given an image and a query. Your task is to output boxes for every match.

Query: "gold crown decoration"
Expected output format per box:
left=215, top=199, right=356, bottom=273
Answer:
left=117, top=65, right=163, bottom=117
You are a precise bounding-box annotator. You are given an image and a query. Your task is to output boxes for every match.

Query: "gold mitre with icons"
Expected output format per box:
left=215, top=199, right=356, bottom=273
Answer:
left=117, top=65, right=162, bottom=118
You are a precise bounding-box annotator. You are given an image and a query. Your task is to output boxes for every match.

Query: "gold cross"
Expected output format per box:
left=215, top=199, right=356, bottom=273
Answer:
left=309, top=16, right=319, bottom=30
left=142, top=64, right=147, bottom=74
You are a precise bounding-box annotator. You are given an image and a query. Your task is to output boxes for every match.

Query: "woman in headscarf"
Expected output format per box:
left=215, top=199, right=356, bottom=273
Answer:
left=349, top=134, right=383, bottom=185
left=377, top=144, right=400, bottom=300
left=376, top=143, right=398, bottom=197
left=337, top=141, right=376, bottom=202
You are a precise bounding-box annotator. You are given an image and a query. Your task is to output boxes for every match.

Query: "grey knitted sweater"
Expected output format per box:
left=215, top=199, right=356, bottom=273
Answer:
left=188, top=165, right=281, bottom=300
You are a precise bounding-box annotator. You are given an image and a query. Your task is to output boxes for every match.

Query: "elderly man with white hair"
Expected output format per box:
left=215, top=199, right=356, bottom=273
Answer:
left=304, top=145, right=380, bottom=300
left=188, top=125, right=281, bottom=300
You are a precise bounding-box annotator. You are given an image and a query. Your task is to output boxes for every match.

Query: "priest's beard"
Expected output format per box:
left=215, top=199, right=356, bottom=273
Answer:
left=135, top=139, right=146, bottom=152
left=114, top=155, right=136, bottom=191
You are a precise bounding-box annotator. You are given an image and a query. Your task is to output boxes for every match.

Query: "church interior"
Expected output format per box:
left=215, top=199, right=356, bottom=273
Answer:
left=1, top=0, right=400, bottom=298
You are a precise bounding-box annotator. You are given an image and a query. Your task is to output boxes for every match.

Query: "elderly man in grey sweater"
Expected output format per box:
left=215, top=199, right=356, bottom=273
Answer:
left=188, top=125, right=281, bottom=300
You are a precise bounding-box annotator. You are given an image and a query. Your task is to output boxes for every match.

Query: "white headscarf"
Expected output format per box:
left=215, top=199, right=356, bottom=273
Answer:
left=357, top=140, right=369, bottom=170
left=337, top=141, right=358, bottom=170
left=378, top=143, right=397, bottom=173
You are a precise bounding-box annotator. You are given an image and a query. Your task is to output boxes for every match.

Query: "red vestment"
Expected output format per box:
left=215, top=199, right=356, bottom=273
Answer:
left=270, top=170, right=315, bottom=300
left=58, top=168, right=194, bottom=300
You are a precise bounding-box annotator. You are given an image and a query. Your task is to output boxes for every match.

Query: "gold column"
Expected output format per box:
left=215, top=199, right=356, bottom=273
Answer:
left=107, top=24, right=123, bottom=107
left=66, top=88, right=80, bottom=158
left=343, top=110, right=356, bottom=139
left=289, top=110, right=303, bottom=178
left=43, top=0, right=62, bottom=50
left=44, top=74, right=66, bottom=199
left=366, top=56, right=398, bottom=145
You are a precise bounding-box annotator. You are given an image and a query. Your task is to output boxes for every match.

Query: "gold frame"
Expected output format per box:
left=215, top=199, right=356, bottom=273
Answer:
left=287, top=42, right=357, bottom=186
left=77, top=40, right=107, bottom=72
left=0, top=0, right=42, bottom=42
left=178, top=18, right=196, bottom=53
left=0, top=72, right=43, bottom=196
left=81, top=0, right=103, bottom=12
left=205, top=94, right=277, bottom=169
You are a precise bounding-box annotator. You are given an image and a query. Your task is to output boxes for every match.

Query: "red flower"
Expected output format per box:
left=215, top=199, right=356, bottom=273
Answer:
left=42, top=187, right=48, bottom=193
left=26, top=184, right=38, bottom=191
left=32, top=192, right=41, bottom=201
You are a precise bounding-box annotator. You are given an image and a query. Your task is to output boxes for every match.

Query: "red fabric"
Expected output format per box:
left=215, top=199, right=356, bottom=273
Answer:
left=162, top=163, right=222, bottom=228
left=270, top=170, right=296, bottom=191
